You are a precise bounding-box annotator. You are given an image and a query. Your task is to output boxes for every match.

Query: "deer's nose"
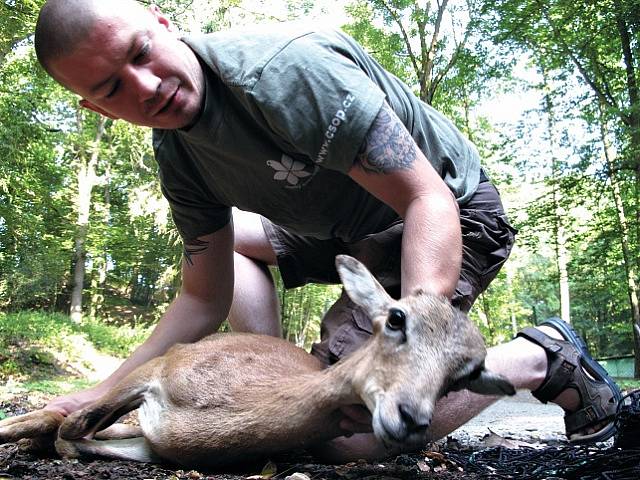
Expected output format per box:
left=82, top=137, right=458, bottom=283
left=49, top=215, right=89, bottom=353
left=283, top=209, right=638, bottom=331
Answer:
left=398, top=403, right=430, bottom=435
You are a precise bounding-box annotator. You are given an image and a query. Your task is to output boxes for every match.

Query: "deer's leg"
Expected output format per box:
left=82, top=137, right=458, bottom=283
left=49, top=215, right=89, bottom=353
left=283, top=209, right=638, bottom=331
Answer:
left=0, top=410, right=63, bottom=444
left=94, top=423, right=143, bottom=440
left=55, top=436, right=159, bottom=463
left=59, top=364, right=158, bottom=440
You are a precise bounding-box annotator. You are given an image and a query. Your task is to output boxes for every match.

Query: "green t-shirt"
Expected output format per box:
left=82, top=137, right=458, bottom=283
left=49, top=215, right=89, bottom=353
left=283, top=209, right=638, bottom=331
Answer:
left=153, top=26, right=480, bottom=243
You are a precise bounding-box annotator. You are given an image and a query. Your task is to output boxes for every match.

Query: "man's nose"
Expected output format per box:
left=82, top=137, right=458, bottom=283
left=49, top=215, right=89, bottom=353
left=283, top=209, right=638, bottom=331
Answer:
left=123, top=65, right=160, bottom=102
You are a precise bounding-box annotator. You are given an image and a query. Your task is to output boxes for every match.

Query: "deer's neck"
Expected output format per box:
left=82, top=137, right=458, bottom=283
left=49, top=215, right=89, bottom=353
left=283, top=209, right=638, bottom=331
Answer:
left=260, top=355, right=362, bottom=411
left=232, top=346, right=370, bottom=445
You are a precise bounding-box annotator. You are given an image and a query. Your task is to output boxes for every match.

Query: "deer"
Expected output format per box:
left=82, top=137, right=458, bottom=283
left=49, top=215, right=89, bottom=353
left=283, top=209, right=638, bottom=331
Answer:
left=0, top=255, right=515, bottom=467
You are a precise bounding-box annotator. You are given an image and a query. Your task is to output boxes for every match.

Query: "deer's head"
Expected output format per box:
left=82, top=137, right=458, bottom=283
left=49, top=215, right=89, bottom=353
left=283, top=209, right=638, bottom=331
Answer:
left=335, top=255, right=515, bottom=446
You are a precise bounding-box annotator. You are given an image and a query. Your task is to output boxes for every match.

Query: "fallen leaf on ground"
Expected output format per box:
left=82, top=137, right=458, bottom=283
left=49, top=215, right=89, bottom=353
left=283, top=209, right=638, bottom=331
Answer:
left=246, top=460, right=278, bottom=479
left=480, top=430, right=534, bottom=449
left=284, top=473, right=310, bottom=480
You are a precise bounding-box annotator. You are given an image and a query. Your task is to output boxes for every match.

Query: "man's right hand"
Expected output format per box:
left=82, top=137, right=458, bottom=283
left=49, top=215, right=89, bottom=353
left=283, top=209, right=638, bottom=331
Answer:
left=44, top=227, right=234, bottom=418
left=44, top=384, right=108, bottom=416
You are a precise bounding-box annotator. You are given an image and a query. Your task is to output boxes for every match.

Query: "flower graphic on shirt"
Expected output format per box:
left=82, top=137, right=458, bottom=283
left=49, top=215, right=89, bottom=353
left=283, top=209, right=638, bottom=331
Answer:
left=266, top=154, right=312, bottom=186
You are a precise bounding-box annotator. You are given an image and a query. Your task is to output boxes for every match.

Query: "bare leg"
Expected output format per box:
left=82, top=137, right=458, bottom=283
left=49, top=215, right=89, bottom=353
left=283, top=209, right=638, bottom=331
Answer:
left=428, top=325, right=590, bottom=439
left=228, top=210, right=281, bottom=337
left=426, top=335, right=549, bottom=440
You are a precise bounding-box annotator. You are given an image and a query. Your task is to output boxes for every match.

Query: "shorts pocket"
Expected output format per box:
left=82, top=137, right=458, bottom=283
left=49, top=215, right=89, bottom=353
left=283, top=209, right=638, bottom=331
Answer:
left=328, top=306, right=373, bottom=363
left=460, top=209, right=517, bottom=292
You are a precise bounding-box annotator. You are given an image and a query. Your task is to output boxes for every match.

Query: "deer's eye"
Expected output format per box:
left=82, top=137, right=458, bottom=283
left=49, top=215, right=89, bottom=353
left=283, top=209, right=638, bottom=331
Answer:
left=386, top=308, right=406, bottom=331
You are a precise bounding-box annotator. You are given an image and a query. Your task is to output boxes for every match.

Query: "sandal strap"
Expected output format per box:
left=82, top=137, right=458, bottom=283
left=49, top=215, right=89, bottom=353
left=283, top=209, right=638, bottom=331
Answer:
left=516, top=327, right=578, bottom=403
left=565, top=402, right=608, bottom=434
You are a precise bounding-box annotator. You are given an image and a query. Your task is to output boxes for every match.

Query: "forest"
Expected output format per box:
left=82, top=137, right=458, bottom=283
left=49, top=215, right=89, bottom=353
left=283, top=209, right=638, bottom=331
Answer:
left=0, top=0, right=639, bottom=390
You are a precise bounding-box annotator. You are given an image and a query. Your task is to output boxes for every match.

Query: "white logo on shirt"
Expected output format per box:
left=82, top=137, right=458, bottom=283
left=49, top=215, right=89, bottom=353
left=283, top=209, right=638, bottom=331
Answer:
left=316, top=93, right=356, bottom=164
left=267, top=154, right=312, bottom=186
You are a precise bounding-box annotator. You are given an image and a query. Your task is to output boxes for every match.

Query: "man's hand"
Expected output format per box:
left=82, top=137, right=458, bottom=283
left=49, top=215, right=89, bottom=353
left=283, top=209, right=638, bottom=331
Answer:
left=339, top=404, right=373, bottom=436
left=44, top=385, right=107, bottom=416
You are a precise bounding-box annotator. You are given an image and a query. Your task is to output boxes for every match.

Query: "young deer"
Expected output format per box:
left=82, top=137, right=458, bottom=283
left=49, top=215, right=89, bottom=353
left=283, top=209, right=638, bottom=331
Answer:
left=0, top=255, right=514, bottom=467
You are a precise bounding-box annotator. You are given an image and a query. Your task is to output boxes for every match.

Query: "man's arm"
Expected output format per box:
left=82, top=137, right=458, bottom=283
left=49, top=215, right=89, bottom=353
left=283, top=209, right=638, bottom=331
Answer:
left=336, top=101, right=462, bottom=437
left=46, top=221, right=235, bottom=415
left=348, top=101, right=461, bottom=298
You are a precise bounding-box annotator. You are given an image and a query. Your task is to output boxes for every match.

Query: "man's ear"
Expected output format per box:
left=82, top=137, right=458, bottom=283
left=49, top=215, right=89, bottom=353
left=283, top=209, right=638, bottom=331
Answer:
left=148, top=4, right=175, bottom=33
left=79, top=99, right=119, bottom=120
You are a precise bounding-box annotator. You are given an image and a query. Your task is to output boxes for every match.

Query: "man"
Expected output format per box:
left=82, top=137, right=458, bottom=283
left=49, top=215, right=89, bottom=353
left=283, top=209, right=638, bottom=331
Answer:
left=33, top=0, right=620, bottom=459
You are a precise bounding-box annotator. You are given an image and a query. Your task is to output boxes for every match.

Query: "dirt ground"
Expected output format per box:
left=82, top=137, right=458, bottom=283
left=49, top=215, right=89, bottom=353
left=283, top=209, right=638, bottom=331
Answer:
left=0, top=392, right=636, bottom=480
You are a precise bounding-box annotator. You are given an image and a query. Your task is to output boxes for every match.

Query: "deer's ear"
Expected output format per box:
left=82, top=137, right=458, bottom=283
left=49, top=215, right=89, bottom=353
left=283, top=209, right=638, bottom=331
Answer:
left=335, top=255, right=391, bottom=316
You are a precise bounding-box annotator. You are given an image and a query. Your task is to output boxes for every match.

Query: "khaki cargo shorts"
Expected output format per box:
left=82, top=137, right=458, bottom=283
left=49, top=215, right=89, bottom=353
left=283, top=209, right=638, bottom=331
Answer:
left=261, top=176, right=517, bottom=367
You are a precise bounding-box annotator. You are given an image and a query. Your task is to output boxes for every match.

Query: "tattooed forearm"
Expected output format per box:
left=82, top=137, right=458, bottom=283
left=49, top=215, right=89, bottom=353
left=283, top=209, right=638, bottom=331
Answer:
left=355, top=102, right=417, bottom=174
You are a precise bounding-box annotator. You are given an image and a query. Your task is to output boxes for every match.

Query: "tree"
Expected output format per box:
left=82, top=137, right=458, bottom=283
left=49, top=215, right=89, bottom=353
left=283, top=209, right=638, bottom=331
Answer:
left=486, top=0, right=640, bottom=376
left=69, top=114, right=107, bottom=322
left=0, top=0, right=44, bottom=67
left=346, top=0, right=480, bottom=104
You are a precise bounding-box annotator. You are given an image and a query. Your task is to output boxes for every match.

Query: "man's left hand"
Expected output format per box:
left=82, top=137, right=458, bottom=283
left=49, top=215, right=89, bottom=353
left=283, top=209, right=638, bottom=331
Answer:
left=339, top=404, right=373, bottom=435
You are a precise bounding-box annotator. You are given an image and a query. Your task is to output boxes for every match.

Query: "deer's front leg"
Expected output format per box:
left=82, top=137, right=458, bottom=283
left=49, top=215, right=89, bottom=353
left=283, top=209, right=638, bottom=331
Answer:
left=0, top=410, right=64, bottom=452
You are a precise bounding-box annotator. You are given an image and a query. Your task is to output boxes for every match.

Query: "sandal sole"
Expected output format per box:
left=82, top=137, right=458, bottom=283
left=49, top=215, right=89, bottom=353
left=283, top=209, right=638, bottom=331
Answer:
left=540, top=317, right=623, bottom=443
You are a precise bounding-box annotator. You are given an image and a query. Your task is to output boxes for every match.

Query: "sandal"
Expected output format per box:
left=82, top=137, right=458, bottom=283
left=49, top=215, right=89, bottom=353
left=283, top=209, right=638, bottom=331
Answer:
left=516, top=317, right=622, bottom=443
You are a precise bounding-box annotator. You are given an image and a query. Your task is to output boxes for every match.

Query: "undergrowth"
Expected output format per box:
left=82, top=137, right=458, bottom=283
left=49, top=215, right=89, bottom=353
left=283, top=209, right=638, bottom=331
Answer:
left=0, top=311, right=151, bottom=381
left=617, top=379, right=640, bottom=391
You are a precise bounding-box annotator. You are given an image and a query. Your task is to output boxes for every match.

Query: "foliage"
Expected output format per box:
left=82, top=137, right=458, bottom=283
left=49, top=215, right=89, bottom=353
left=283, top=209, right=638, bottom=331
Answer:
left=343, top=1, right=412, bottom=80
left=0, top=311, right=150, bottom=374
left=273, top=269, right=341, bottom=349
left=618, top=379, right=640, bottom=391
left=0, top=0, right=44, bottom=62
left=76, top=318, right=153, bottom=357
left=0, top=0, right=639, bottom=381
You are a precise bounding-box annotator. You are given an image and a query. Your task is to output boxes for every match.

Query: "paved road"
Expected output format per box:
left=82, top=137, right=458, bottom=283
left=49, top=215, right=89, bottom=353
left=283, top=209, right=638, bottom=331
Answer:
left=450, top=390, right=567, bottom=445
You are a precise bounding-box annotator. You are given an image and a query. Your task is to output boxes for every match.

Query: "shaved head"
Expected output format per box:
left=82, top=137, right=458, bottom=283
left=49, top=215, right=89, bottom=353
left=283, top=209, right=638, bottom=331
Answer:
left=34, top=0, right=205, bottom=129
left=35, top=0, right=148, bottom=80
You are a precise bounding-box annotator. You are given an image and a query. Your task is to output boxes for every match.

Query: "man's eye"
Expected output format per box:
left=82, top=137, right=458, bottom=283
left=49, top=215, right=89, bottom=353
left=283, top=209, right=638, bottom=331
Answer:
left=106, top=81, right=120, bottom=98
left=134, top=44, right=150, bottom=63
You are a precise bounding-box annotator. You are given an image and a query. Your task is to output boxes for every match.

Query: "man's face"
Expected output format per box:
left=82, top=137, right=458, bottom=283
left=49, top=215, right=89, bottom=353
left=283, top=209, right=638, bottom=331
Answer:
left=49, top=6, right=205, bottom=130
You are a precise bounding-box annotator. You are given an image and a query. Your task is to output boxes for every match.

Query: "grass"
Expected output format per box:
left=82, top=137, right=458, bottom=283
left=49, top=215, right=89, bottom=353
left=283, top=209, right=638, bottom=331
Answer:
left=0, top=311, right=151, bottom=393
left=0, top=311, right=151, bottom=358
left=616, top=379, right=640, bottom=391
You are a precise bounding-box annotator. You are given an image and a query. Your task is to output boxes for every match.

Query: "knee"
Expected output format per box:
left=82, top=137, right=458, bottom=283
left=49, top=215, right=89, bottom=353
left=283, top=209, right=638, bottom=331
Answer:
left=232, top=210, right=277, bottom=265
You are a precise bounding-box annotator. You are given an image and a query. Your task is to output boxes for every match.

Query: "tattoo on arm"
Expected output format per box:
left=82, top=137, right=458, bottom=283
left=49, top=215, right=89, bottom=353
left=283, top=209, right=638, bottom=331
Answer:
left=183, top=238, right=209, bottom=266
left=355, top=102, right=417, bottom=174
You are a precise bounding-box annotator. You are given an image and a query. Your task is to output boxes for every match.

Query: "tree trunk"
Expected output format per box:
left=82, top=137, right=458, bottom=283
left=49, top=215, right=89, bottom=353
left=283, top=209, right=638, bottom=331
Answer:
left=70, top=116, right=106, bottom=323
left=615, top=14, right=640, bottom=266
left=90, top=162, right=111, bottom=319
left=297, top=293, right=313, bottom=348
left=542, top=69, right=571, bottom=323
left=599, top=103, right=640, bottom=378
left=478, top=293, right=495, bottom=343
